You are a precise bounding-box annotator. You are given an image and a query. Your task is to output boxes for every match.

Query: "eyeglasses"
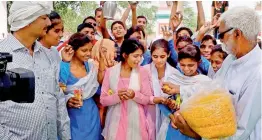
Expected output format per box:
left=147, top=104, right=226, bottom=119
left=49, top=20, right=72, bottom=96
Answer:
left=218, top=28, right=233, bottom=39
left=88, top=22, right=97, bottom=27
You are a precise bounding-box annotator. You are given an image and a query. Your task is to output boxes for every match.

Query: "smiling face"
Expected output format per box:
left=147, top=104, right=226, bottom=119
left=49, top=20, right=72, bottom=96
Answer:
left=200, top=39, right=215, bottom=60
left=124, top=48, right=143, bottom=68
left=112, top=23, right=126, bottom=39
left=179, top=58, right=199, bottom=76
left=44, top=22, right=64, bottom=47
left=74, top=42, right=93, bottom=62
left=137, top=17, right=147, bottom=29
left=152, top=47, right=169, bottom=68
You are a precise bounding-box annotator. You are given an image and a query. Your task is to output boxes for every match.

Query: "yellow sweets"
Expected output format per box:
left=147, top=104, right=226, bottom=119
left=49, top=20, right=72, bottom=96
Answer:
left=163, top=85, right=171, bottom=91
left=180, top=89, right=237, bottom=139
left=108, top=89, right=114, bottom=95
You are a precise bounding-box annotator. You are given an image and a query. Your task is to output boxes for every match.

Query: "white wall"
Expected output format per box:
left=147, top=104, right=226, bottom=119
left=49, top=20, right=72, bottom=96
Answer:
left=0, top=1, right=7, bottom=40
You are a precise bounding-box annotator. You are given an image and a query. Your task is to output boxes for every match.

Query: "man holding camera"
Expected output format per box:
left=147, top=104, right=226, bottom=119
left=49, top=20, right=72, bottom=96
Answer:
left=0, top=2, right=70, bottom=140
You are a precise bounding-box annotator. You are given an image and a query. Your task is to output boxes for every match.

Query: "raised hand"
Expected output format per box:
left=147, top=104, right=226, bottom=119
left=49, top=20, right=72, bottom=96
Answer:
left=129, top=1, right=139, bottom=10
left=100, top=1, right=106, bottom=7
left=61, top=44, right=74, bottom=62
left=162, top=25, right=173, bottom=41
left=212, top=13, right=221, bottom=26
left=98, top=39, right=117, bottom=68
left=171, top=11, right=183, bottom=30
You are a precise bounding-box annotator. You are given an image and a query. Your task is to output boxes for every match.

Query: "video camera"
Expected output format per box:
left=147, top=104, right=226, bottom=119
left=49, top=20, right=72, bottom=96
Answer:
left=0, top=52, right=35, bottom=103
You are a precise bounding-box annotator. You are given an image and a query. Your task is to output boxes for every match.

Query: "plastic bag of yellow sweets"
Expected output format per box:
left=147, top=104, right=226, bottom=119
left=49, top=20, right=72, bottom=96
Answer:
left=179, top=83, right=237, bottom=139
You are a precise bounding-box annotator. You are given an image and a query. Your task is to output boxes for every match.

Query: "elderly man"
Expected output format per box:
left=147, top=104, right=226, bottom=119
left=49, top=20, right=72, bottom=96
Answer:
left=0, top=2, right=70, bottom=140
left=165, top=7, right=261, bottom=140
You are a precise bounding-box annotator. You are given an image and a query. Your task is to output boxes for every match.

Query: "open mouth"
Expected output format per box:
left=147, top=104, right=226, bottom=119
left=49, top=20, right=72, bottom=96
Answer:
left=203, top=54, right=210, bottom=57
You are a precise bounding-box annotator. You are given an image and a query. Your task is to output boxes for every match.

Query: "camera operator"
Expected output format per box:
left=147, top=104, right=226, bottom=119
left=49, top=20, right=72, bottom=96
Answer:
left=0, top=2, right=70, bottom=140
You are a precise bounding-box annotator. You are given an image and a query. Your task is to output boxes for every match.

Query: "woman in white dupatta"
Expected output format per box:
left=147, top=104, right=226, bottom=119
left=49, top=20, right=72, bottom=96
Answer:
left=147, top=43, right=211, bottom=140
left=100, top=39, right=165, bottom=140
left=143, top=39, right=179, bottom=140
left=59, top=33, right=101, bottom=140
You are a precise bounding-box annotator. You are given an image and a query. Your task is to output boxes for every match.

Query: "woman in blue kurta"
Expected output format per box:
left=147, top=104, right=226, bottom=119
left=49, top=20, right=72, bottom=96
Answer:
left=158, top=104, right=194, bottom=140
left=159, top=44, right=212, bottom=140
left=59, top=33, right=101, bottom=140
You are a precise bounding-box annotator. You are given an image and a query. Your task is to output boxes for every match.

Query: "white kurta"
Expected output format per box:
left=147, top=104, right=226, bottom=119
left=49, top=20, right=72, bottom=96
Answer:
left=214, top=45, right=261, bottom=140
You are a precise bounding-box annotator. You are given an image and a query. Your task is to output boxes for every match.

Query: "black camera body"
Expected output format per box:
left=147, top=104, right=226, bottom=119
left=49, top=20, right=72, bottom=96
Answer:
left=0, top=52, right=35, bottom=103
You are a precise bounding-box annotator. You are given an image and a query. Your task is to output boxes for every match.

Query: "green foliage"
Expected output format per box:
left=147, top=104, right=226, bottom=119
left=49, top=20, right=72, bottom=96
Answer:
left=6, top=1, right=194, bottom=35
left=54, top=1, right=157, bottom=34
left=182, top=2, right=197, bottom=31
left=54, top=1, right=98, bottom=33
left=116, top=1, right=157, bottom=34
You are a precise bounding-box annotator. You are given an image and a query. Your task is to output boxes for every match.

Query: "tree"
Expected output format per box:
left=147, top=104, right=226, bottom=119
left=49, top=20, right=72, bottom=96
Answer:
left=54, top=1, right=157, bottom=35
left=54, top=1, right=99, bottom=33
left=182, top=2, right=197, bottom=32
left=7, top=1, right=158, bottom=35
left=116, top=1, right=158, bottom=34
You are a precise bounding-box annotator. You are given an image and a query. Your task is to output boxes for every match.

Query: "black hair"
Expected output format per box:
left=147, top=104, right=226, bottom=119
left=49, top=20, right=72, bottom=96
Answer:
left=176, top=27, right=193, bottom=37
left=201, top=35, right=217, bottom=45
left=150, top=39, right=177, bottom=68
left=178, top=44, right=201, bottom=62
left=83, top=16, right=96, bottom=24
left=120, top=39, right=145, bottom=62
left=47, top=11, right=62, bottom=32
left=68, top=33, right=91, bottom=51
left=137, top=15, right=147, bottom=24
left=124, top=25, right=145, bottom=39
left=77, top=23, right=95, bottom=33
left=95, top=7, right=103, bottom=16
left=176, top=36, right=193, bottom=47
left=111, top=20, right=126, bottom=30
left=211, top=44, right=228, bottom=59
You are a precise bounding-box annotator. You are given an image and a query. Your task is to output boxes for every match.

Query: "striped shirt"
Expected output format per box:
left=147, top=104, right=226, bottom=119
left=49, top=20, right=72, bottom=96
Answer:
left=0, top=34, right=71, bottom=140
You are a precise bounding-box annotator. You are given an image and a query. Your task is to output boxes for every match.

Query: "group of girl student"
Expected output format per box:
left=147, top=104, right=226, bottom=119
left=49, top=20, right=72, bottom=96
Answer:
left=39, top=11, right=101, bottom=140
left=39, top=10, right=227, bottom=140
left=144, top=38, right=211, bottom=140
